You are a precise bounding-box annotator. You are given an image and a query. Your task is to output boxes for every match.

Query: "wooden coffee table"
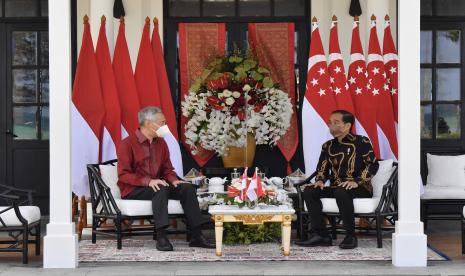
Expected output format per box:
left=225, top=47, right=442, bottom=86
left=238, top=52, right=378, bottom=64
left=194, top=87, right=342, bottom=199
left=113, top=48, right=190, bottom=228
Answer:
left=208, top=205, right=295, bottom=256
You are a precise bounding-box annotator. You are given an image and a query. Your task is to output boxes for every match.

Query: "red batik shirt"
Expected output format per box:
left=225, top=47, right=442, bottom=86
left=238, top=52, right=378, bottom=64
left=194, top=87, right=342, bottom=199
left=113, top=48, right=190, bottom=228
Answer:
left=117, top=129, right=178, bottom=198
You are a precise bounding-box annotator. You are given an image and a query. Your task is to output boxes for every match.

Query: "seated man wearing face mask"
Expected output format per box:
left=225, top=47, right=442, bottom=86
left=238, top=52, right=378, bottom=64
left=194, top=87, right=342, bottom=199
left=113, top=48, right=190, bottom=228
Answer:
left=117, top=106, right=215, bottom=251
left=295, top=110, right=379, bottom=249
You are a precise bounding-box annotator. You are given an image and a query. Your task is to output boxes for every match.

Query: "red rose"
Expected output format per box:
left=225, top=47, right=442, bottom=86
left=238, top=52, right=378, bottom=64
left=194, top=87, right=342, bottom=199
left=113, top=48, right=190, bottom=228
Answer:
left=207, top=96, right=224, bottom=110
left=238, top=110, right=246, bottom=121
left=254, top=103, right=264, bottom=112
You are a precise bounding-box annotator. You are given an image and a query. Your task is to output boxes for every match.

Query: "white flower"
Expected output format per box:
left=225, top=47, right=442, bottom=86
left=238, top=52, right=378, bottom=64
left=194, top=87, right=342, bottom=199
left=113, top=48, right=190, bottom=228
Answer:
left=232, top=91, right=241, bottom=98
left=243, top=84, right=252, bottom=92
left=225, top=97, right=235, bottom=106
left=218, top=92, right=224, bottom=98
left=223, top=89, right=232, bottom=97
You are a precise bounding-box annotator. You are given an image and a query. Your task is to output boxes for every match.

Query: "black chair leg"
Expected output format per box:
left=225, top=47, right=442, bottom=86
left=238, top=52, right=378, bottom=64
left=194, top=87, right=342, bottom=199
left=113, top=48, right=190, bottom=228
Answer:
left=330, top=217, right=337, bottom=240
left=116, top=218, right=122, bottom=250
left=91, top=217, right=97, bottom=244
left=376, top=215, right=383, bottom=248
left=22, top=225, right=29, bottom=264
left=35, top=222, right=41, bottom=256
left=462, top=218, right=465, bottom=254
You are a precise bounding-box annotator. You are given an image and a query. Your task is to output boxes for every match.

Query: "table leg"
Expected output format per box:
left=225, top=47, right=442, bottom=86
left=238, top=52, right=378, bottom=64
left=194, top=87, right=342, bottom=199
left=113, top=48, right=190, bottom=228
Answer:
left=214, top=215, right=224, bottom=256
left=282, top=215, right=292, bottom=256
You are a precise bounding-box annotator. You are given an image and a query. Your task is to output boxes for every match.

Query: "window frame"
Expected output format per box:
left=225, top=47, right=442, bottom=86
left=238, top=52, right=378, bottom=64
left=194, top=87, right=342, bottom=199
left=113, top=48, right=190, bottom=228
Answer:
left=421, top=20, right=465, bottom=147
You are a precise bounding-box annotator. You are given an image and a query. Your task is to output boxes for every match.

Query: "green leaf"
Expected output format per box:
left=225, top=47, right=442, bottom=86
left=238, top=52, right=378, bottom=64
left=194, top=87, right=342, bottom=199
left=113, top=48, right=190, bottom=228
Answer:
left=250, top=71, right=263, bottom=81
left=263, top=77, right=274, bottom=88
left=257, top=67, right=270, bottom=74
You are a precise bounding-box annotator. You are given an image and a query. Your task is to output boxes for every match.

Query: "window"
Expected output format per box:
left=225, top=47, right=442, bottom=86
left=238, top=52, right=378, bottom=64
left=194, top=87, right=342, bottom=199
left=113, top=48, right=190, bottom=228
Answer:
left=0, top=0, right=48, bottom=18
left=11, top=30, right=49, bottom=140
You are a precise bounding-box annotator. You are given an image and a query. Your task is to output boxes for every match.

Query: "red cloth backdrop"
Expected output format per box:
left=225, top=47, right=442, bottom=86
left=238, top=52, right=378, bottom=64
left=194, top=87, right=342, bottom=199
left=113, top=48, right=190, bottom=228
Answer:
left=248, top=23, right=297, bottom=174
left=178, top=23, right=226, bottom=168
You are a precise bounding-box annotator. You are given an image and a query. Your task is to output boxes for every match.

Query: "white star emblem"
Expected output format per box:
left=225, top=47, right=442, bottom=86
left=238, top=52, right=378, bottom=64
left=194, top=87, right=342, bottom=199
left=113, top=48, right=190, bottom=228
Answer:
left=348, top=77, right=356, bottom=84
left=356, top=66, right=364, bottom=74
left=389, top=66, right=397, bottom=74
left=368, top=78, right=372, bottom=84
left=318, top=88, right=326, bottom=96
left=330, top=77, right=335, bottom=83
left=391, top=88, right=397, bottom=95
left=334, top=66, right=342, bottom=74
left=387, top=79, right=391, bottom=84
left=372, top=88, right=379, bottom=95
left=382, top=72, right=387, bottom=78
left=372, top=67, right=380, bottom=75
left=318, top=67, right=326, bottom=75
left=345, top=83, right=349, bottom=90
left=366, top=83, right=371, bottom=90
left=384, top=84, right=389, bottom=91
left=355, top=87, right=362, bottom=95
left=311, top=78, right=319, bottom=86
left=334, top=87, right=341, bottom=95
left=364, top=71, right=368, bottom=78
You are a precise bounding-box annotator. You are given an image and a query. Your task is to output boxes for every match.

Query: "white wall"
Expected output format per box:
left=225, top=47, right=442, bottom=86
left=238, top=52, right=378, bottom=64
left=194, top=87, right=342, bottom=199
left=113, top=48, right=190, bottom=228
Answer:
left=76, top=0, right=163, bottom=70
left=76, top=0, right=396, bottom=71
left=312, top=0, right=397, bottom=70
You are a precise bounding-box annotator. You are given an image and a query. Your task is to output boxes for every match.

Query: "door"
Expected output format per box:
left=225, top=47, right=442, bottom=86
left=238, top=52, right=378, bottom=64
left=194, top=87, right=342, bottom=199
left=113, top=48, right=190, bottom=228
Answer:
left=1, top=23, right=49, bottom=214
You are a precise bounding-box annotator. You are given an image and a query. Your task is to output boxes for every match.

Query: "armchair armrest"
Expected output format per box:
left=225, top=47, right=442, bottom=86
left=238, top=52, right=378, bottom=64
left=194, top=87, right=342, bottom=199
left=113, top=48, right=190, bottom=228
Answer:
left=293, top=172, right=318, bottom=187
left=0, top=193, right=20, bottom=201
left=0, top=183, right=35, bottom=205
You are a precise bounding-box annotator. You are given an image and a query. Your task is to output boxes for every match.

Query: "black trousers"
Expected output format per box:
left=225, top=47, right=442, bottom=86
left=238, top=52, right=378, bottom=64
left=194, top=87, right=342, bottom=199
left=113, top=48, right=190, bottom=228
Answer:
left=302, top=186, right=371, bottom=236
left=125, top=183, right=203, bottom=231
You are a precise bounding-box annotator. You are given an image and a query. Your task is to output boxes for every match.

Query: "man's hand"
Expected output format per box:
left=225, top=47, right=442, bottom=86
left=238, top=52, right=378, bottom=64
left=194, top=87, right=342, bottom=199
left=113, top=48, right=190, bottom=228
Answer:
left=171, top=179, right=190, bottom=188
left=148, top=179, right=168, bottom=192
left=304, top=180, right=325, bottom=190
left=338, top=181, right=359, bottom=190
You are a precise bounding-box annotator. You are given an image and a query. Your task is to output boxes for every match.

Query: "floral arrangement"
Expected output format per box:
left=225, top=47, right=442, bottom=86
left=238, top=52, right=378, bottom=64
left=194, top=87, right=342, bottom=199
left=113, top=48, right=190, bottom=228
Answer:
left=181, top=51, right=293, bottom=156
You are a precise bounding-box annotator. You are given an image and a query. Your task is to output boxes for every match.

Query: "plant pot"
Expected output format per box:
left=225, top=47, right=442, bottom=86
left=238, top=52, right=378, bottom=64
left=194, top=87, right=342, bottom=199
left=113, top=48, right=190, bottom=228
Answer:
left=222, top=134, right=256, bottom=168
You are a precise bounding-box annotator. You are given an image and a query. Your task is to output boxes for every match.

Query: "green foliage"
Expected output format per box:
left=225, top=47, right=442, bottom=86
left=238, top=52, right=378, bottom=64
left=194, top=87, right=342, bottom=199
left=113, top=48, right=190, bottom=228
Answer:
left=223, top=222, right=281, bottom=245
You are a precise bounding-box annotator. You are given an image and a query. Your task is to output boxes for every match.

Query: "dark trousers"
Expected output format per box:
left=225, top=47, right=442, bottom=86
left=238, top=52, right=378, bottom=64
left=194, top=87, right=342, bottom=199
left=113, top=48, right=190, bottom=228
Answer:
left=125, top=183, right=203, bottom=233
left=302, top=186, right=371, bottom=237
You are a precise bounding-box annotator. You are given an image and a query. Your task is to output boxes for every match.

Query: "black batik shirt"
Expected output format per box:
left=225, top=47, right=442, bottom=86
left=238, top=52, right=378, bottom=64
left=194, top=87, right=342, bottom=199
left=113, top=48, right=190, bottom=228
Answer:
left=315, top=133, right=379, bottom=194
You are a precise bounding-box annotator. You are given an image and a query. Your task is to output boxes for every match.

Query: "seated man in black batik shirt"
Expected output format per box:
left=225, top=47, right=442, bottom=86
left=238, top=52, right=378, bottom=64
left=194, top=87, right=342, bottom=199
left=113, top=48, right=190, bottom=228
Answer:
left=296, top=110, right=379, bottom=249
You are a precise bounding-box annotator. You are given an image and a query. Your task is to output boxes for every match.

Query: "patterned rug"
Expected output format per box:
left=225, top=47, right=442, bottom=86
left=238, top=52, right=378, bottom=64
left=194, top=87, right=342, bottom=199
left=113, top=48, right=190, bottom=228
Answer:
left=79, top=238, right=447, bottom=262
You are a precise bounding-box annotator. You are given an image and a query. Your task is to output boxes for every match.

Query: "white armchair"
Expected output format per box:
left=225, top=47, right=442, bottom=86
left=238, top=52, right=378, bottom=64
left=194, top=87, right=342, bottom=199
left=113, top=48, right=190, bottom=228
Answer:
left=0, top=184, right=41, bottom=264
left=87, top=160, right=186, bottom=249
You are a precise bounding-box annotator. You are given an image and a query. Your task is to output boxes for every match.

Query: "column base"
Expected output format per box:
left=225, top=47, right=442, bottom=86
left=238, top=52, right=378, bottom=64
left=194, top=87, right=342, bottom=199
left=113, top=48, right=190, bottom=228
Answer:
left=392, top=221, right=427, bottom=267
left=43, top=223, right=78, bottom=268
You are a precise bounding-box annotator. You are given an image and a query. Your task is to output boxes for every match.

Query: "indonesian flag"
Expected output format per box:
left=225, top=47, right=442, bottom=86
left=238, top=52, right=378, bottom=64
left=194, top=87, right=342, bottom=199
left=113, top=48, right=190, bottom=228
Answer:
left=71, top=16, right=105, bottom=197
left=135, top=17, right=161, bottom=108
left=302, top=17, right=337, bottom=175
left=239, top=168, right=248, bottom=202
left=347, top=17, right=380, bottom=158
left=113, top=17, right=140, bottom=136
left=247, top=170, right=258, bottom=201
left=151, top=17, right=184, bottom=177
left=367, top=15, right=398, bottom=160
left=383, top=15, right=398, bottom=132
left=95, top=16, right=122, bottom=162
left=328, top=16, right=356, bottom=116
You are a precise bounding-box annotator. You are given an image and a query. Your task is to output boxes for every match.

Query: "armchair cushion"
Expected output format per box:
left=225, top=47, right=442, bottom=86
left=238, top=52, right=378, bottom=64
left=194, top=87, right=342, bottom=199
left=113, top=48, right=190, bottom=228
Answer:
left=372, top=159, right=395, bottom=198
left=99, top=163, right=120, bottom=199
left=0, top=206, right=40, bottom=226
left=114, top=199, right=184, bottom=216
left=427, top=153, right=465, bottom=188
left=421, top=185, right=465, bottom=200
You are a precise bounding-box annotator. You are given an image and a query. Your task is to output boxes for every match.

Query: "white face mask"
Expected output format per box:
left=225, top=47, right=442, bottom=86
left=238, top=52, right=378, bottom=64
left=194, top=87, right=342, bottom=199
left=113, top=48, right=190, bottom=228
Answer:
left=155, top=125, right=171, bottom=138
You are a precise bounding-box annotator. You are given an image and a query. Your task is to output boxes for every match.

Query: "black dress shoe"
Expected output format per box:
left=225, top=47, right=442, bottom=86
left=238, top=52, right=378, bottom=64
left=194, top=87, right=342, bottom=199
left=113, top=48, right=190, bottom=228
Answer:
left=339, top=235, right=358, bottom=249
left=189, top=235, right=215, bottom=249
left=156, top=236, right=173, bottom=251
left=295, top=234, right=332, bottom=247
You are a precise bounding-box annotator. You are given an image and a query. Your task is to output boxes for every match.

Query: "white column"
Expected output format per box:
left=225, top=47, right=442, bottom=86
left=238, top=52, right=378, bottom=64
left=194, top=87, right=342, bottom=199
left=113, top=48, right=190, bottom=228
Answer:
left=392, top=0, right=427, bottom=267
left=90, top=0, right=114, bottom=57
left=43, top=0, right=78, bottom=268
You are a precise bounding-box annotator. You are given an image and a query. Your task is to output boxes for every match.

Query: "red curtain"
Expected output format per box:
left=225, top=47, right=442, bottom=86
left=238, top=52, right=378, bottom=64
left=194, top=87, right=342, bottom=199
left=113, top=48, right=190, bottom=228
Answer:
left=248, top=23, right=298, bottom=173
left=178, top=23, right=226, bottom=168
